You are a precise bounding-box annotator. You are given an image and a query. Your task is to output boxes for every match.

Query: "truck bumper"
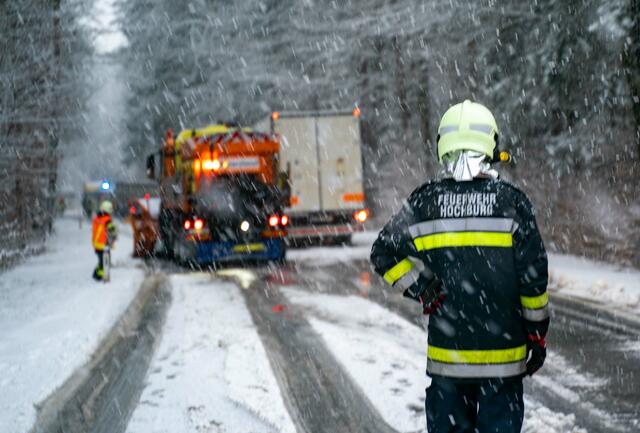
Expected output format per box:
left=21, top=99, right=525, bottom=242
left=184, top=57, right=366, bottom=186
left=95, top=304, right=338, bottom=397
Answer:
left=193, top=238, right=285, bottom=264
left=286, top=223, right=364, bottom=239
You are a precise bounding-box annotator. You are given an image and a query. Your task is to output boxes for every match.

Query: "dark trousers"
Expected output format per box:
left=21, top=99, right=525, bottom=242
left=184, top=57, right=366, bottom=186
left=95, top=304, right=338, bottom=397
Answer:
left=93, top=249, right=104, bottom=280
left=426, top=376, right=524, bottom=433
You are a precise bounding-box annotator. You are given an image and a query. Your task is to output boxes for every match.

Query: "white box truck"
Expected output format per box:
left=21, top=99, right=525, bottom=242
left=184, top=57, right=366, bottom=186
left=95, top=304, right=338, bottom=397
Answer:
left=256, top=109, right=368, bottom=244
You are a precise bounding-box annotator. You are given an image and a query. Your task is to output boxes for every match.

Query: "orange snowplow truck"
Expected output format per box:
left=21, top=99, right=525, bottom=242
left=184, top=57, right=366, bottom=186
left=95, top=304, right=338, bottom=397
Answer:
left=146, top=124, right=290, bottom=265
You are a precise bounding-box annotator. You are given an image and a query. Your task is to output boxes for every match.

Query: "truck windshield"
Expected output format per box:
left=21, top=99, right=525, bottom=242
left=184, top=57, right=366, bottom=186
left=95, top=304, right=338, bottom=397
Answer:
left=196, top=174, right=276, bottom=222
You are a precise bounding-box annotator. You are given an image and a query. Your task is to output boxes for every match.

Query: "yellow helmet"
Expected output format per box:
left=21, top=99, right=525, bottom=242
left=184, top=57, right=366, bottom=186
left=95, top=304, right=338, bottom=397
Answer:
left=437, top=100, right=498, bottom=163
left=99, top=200, right=113, bottom=214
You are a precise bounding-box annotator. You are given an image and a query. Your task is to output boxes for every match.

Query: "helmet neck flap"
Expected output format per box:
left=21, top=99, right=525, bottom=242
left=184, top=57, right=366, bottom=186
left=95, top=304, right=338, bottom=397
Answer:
left=442, top=150, right=498, bottom=182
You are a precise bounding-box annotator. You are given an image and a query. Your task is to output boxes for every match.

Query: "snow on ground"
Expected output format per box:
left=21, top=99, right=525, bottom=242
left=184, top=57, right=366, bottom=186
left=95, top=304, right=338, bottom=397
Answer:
left=0, top=215, right=144, bottom=433
left=548, top=253, right=640, bottom=313
left=126, top=274, right=295, bottom=433
left=285, top=230, right=376, bottom=265
left=289, top=231, right=640, bottom=316
left=532, top=351, right=617, bottom=431
left=523, top=398, right=587, bottom=433
left=282, top=287, right=428, bottom=432
left=281, top=288, right=592, bottom=433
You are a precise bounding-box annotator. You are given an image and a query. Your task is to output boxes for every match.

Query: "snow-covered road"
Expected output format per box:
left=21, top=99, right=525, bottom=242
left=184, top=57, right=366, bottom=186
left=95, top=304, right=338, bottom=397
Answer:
left=4, top=227, right=640, bottom=432
left=0, top=216, right=144, bottom=433
left=126, top=273, right=295, bottom=433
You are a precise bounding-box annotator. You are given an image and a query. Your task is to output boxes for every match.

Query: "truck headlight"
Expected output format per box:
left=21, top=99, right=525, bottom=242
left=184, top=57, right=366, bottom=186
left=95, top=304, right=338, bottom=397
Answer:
left=240, top=220, right=250, bottom=232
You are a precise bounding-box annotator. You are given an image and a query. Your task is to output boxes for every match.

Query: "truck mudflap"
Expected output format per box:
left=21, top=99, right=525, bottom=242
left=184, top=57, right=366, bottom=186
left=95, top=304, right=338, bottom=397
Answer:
left=286, top=223, right=364, bottom=239
left=194, top=238, right=285, bottom=263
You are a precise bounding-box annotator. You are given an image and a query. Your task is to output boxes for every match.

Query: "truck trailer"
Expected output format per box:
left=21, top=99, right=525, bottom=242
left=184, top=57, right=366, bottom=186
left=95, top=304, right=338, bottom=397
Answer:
left=256, top=109, right=368, bottom=244
left=146, top=125, right=289, bottom=265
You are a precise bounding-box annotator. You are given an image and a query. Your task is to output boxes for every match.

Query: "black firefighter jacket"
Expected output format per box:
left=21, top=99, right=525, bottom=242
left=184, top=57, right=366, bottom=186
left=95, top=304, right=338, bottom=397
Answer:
left=370, top=177, right=549, bottom=380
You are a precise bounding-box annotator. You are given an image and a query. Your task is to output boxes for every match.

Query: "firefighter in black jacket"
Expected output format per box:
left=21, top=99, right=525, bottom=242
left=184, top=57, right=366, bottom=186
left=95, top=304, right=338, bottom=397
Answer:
left=371, top=100, right=549, bottom=433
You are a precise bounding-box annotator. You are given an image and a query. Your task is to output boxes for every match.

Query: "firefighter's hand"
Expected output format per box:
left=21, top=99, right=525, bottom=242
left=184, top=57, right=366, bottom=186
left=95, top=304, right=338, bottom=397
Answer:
left=403, top=275, right=444, bottom=315
left=526, top=336, right=546, bottom=376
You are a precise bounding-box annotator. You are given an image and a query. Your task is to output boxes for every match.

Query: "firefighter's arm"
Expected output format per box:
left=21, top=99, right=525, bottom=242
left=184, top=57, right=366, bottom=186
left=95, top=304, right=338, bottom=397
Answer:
left=370, top=197, right=443, bottom=312
left=106, top=220, right=118, bottom=244
left=513, top=193, right=549, bottom=374
left=514, top=194, right=549, bottom=336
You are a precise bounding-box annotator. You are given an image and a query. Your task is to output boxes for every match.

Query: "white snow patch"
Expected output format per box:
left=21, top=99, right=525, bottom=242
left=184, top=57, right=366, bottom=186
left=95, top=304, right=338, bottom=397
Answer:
left=523, top=398, right=587, bottom=433
left=91, top=0, right=128, bottom=54
left=532, top=351, right=616, bottom=429
left=549, top=253, right=640, bottom=313
left=541, top=352, right=608, bottom=389
left=286, top=230, right=377, bottom=265
left=126, top=274, right=295, bottom=433
left=281, top=287, right=595, bottom=433
left=281, top=287, right=428, bottom=432
left=0, top=216, right=144, bottom=433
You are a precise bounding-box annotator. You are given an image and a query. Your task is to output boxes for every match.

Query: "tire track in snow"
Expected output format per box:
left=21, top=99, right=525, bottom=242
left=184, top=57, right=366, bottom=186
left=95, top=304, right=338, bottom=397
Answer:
left=238, top=271, right=398, bottom=433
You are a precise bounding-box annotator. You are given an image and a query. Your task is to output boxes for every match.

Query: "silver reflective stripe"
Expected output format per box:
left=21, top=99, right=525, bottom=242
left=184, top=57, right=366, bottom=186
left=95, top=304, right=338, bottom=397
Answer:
left=427, top=360, right=526, bottom=378
left=439, top=125, right=459, bottom=135
left=523, top=306, right=550, bottom=321
left=394, top=268, right=420, bottom=290
left=409, top=218, right=515, bottom=238
left=469, top=124, right=494, bottom=135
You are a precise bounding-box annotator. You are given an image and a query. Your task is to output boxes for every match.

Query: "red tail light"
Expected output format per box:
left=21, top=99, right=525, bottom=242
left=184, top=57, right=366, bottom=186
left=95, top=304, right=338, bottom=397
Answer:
left=129, top=206, right=136, bottom=215
left=354, top=209, right=369, bottom=223
left=194, top=218, right=204, bottom=230
left=269, top=215, right=280, bottom=227
left=183, top=219, right=192, bottom=230
left=280, top=215, right=289, bottom=226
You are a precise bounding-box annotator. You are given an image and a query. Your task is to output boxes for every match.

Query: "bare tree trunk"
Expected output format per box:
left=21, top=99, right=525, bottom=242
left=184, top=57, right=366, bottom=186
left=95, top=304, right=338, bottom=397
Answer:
left=625, top=0, right=640, bottom=159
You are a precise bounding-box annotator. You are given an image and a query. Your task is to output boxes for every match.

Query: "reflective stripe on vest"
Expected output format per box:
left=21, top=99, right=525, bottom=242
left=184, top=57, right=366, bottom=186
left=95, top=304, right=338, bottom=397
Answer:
left=428, top=344, right=527, bottom=364
left=521, top=292, right=550, bottom=322
left=93, top=216, right=110, bottom=250
left=393, top=268, right=420, bottom=290
left=383, top=258, right=414, bottom=285
left=410, top=217, right=515, bottom=251
left=414, top=232, right=512, bottom=251
left=427, top=344, right=527, bottom=378
left=409, top=217, right=516, bottom=238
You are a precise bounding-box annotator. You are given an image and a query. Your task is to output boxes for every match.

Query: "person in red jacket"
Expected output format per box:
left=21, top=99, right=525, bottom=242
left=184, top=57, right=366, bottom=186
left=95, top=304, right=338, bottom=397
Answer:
left=92, top=200, right=117, bottom=281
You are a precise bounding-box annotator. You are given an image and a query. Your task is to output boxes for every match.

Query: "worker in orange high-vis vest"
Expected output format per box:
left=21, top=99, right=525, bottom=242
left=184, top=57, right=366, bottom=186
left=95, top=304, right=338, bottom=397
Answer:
left=92, top=200, right=118, bottom=281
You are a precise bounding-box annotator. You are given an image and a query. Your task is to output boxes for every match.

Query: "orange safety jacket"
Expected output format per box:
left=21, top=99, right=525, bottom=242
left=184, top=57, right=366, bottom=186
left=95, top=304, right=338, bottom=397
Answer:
left=92, top=214, right=112, bottom=251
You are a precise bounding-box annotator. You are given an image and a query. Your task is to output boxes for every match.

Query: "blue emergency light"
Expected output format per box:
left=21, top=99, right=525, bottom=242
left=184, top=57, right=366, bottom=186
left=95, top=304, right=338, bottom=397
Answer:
left=100, top=180, right=111, bottom=190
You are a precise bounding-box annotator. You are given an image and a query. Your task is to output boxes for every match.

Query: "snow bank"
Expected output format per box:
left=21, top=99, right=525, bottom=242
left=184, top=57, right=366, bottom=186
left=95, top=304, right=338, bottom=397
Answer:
left=523, top=399, right=587, bottom=433
left=286, top=230, right=377, bottom=265
left=288, top=231, right=640, bottom=316
left=0, top=216, right=144, bottom=433
left=126, top=274, right=295, bottom=433
left=549, top=253, right=640, bottom=313
left=281, top=288, right=594, bottom=433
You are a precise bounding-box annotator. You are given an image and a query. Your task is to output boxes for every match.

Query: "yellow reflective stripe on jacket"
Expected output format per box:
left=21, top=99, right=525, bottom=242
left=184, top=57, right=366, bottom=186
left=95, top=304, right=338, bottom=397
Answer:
left=93, top=224, right=105, bottom=249
left=413, top=231, right=512, bottom=251
left=427, top=344, right=527, bottom=364
left=383, top=258, right=415, bottom=285
left=520, top=292, right=549, bottom=309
